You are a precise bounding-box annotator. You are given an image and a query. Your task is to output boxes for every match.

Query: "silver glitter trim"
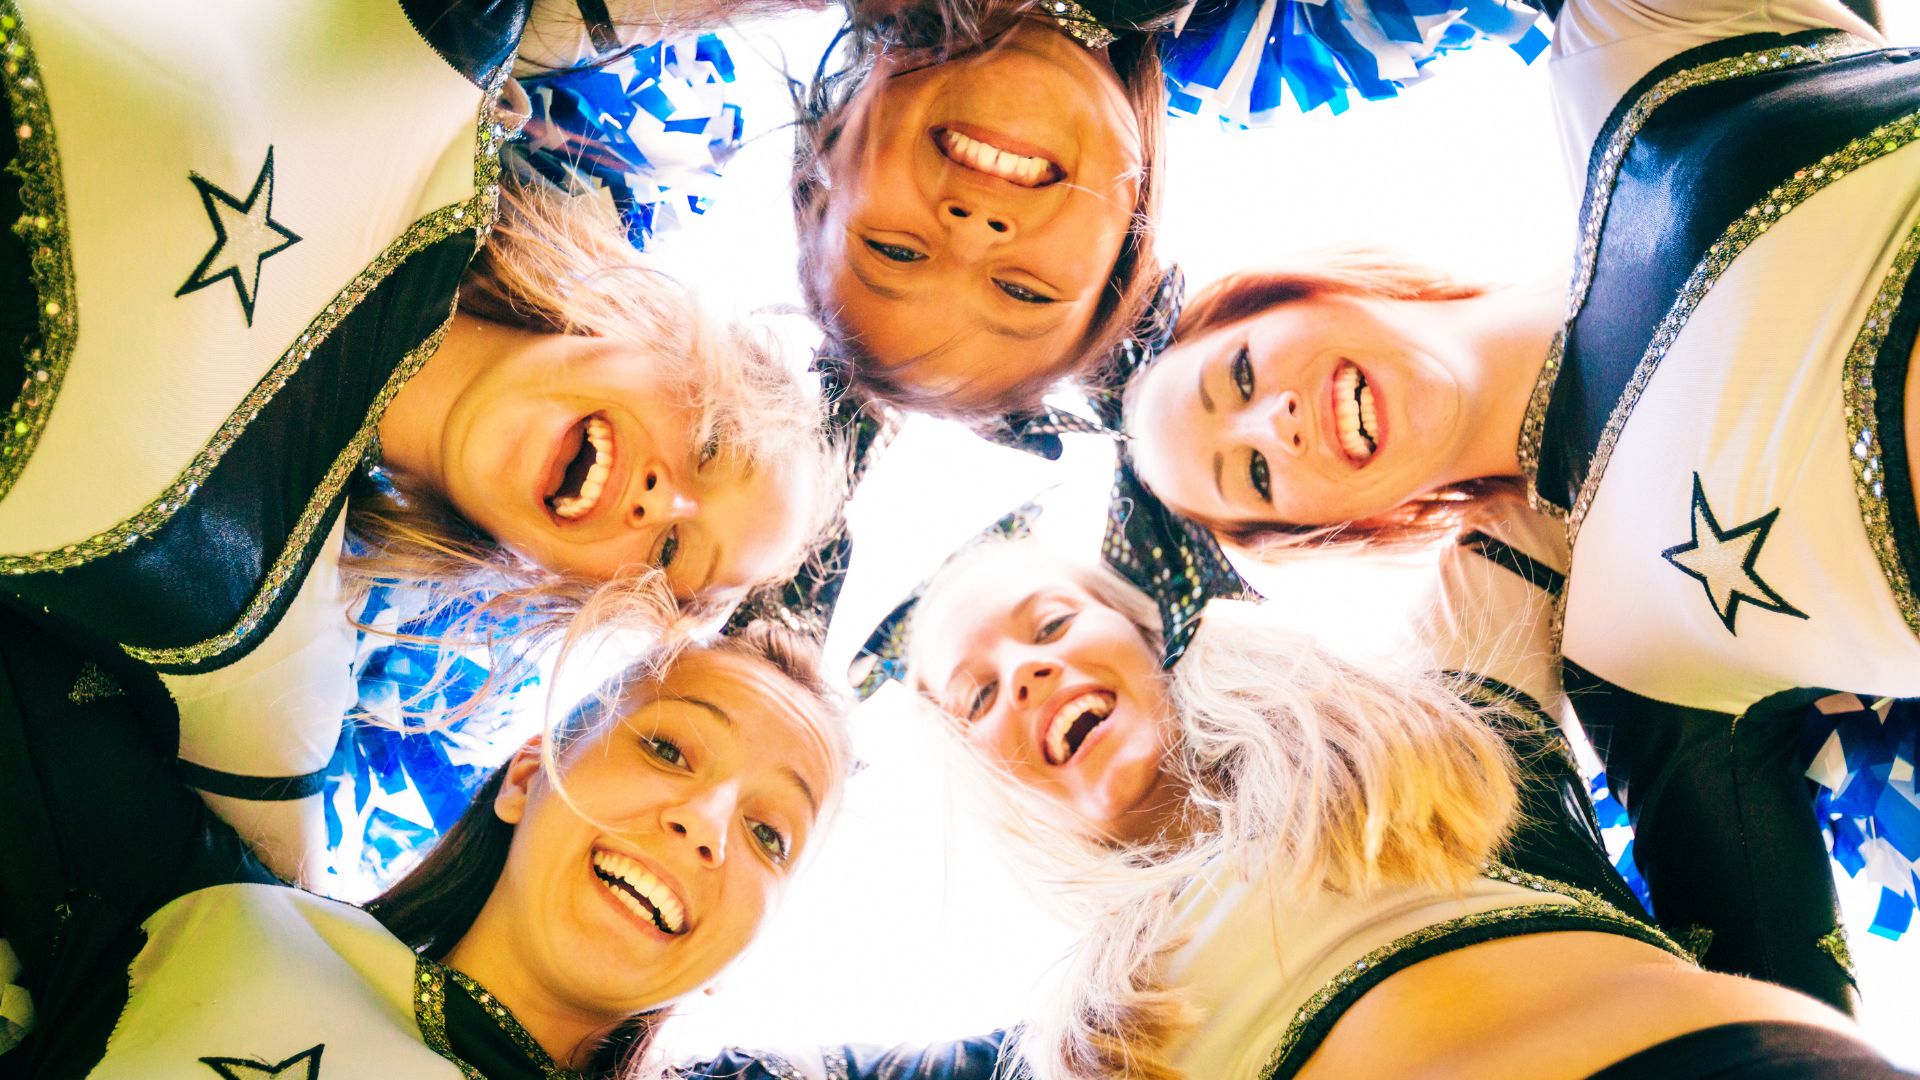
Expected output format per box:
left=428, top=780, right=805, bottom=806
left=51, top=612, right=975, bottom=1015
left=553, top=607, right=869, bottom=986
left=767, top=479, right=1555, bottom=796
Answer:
left=1044, top=0, right=1116, bottom=49
left=1841, top=219, right=1920, bottom=639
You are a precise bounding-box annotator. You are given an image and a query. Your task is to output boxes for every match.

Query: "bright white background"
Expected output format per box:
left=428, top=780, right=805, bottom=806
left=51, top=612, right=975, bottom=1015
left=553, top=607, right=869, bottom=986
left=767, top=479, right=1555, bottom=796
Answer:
left=642, top=4, right=1920, bottom=1067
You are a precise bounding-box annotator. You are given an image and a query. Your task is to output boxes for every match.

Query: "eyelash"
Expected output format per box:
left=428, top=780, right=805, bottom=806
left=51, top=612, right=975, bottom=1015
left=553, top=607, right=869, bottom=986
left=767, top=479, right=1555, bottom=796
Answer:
left=994, top=279, right=1054, bottom=305
left=645, top=734, right=687, bottom=768
left=865, top=239, right=924, bottom=263
left=657, top=526, right=680, bottom=570
left=750, top=821, right=790, bottom=863
left=1231, top=346, right=1255, bottom=402
left=1249, top=451, right=1272, bottom=502
left=698, top=432, right=721, bottom=468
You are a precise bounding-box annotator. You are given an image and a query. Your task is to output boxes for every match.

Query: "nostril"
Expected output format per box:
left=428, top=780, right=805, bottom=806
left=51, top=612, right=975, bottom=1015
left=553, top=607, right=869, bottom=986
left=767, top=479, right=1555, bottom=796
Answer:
left=947, top=205, right=968, bottom=218
left=1287, top=398, right=1299, bottom=416
left=1293, top=434, right=1304, bottom=449
left=669, top=821, right=686, bottom=836
left=988, top=220, right=1007, bottom=233
left=646, top=471, right=658, bottom=491
left=1035, top=666, right=1052, bottom=678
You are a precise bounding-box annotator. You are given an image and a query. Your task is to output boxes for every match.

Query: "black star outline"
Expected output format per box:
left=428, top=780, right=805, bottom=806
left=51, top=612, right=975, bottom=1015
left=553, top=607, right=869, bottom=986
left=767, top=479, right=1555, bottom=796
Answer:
left=1659, top=472, right=1809, bottom=635
left=199, top=1043, right=324, bottom=1079
left=176, top=146, right=302, bottom=325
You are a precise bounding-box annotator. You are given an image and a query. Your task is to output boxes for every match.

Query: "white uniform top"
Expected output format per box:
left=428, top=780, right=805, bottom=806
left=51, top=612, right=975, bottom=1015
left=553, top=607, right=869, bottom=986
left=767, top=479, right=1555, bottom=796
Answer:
left=1530, top=1, right=1920, bottom=714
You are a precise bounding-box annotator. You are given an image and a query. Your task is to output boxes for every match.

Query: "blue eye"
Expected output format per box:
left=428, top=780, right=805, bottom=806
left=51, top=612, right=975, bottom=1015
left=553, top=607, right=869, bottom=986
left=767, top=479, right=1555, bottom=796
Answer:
left=1231, top=346, right=1255, bottom=402
left=864, top=239, right=925, bottom=263
left=751, top=821, right=790, bottom=863
left=646, top=735, right=686, bottom=767
left=994, top=279, right=1054, bottom=305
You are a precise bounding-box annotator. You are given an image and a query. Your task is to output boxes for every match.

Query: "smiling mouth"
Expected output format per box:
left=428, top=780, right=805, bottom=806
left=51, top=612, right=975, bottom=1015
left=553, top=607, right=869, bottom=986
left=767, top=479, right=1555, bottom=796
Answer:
left=1043, top=691, right=1116, bottom=765
left=592, top=848, right=688, bottom=936
left=546, top=413, right=614, bottom=522
left=1332, top=361, right=1380, bottom=464
left=934, top=127, right=1062, bottom=188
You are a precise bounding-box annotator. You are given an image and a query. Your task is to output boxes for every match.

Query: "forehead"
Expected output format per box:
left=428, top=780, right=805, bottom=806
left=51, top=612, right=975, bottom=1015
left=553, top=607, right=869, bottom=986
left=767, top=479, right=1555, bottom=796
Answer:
left=912, top=553, right=1090, bottom=677
left=640, top=651, right=838, bottom=799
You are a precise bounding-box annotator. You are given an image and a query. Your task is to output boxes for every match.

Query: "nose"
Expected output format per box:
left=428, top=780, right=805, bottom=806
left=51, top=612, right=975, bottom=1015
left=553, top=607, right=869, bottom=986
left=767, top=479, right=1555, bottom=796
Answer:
left=1012, top=659, right=1058, bottom=708
left=663, top=786, right=731, bottom=867
left=628, top=461, right=700, bottom=526
left=937, top=199, right=1014, bottom=259
left=1267, top=390, right=1306, bottom=457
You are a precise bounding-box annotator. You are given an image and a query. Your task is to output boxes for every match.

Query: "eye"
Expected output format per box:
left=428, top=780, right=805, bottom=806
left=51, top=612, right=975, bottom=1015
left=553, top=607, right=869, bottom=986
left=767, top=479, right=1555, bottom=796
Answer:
left=750, top=821, right=791, bottom=863
left=1035, top=612, right=1075, bottom=643
left=864, top=238, right=925, bottom=263
left=1248, top=450, right=1272, bottom=503
left=994, top=279, right=1055, bottom=305
left=964, top=679, right=998, bottom=721
left=697, top=432, right=721, bottom=469
left=1231, top=346, right=1255, bottom=402
left=645, top=735, right=687, bottom=768
left=657, top=526, right=680, bottom=570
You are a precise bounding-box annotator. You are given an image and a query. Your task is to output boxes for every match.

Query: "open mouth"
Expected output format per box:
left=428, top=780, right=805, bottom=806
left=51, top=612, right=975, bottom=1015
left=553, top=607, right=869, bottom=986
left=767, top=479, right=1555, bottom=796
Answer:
left=591, top=848, right=687, bottom=936
left=933, top=127, right=1062, bottom=188
left=1043, top=691, right=1116, bottom=765
left=1332, top=360, right=1380, bottom=464
left=546, top=413, right=614, bottom=522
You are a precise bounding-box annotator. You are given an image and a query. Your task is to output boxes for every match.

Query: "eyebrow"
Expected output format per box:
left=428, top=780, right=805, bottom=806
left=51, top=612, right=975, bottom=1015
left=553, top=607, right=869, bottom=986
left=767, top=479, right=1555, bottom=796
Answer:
left=849, top=262, right=909, bottom=302
left=699, top=541, right=722, bottom=594
left=987, top=317, right=1065, bottom=343
left=1198, top=358, right=1215, bottom=414
left=1212, top=451, right=1225, bottom=501
left=782, top=765, right=820, bottom=815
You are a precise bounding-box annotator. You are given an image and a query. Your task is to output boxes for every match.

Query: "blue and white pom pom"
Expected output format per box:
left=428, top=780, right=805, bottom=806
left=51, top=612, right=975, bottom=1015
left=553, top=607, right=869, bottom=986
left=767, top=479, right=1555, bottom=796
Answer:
left=515, top=33, right=744, bottom=250
left=1806, top=696, right=1920, bottom=940
left=1161, top=0, right=1551, bottom=124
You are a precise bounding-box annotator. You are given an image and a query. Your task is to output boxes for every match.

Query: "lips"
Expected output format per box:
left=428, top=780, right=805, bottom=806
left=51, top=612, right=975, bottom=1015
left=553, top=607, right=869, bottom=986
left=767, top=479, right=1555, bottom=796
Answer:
left=933, top=126, right=1063, bottom=187
left=1040, top=689, right=1116, bottom=765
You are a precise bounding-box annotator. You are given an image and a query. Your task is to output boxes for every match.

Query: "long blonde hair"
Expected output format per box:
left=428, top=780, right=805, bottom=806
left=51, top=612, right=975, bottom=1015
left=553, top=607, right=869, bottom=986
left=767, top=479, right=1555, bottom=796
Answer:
left=907, top=544, right=1519, bottom=1080
left=346, top=170, right=842, bottom=728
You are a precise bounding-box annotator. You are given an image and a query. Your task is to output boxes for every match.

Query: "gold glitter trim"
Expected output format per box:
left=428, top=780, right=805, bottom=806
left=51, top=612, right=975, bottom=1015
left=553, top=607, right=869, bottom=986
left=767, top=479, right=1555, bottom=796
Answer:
left=1258, top=864, right=1687, bottom=1079
left=123, top=314, right=450, bottom=667
left=1842, top=219, right=1920, bottom=639
left=1567, top=107, right=1920, bottom=546
left=1044, top=0, right=1116, bottom=49
left=1817, top=925, right=1857, bottom=982
left=0, top=67, right=511, bottom=580
left=66, top=660, right=123, bottom=704
left=416, top=956, right=585, bottom=1080
left=1676, top=924, right=1715, bottom=964
left=0, top=2, right=76, bottom=502
left=1517, top=35, right=1870, bottom=519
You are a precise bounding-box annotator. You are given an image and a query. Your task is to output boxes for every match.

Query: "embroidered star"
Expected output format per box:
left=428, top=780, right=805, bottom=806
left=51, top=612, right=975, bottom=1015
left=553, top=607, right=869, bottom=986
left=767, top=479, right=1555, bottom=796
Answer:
left=199, top=1044, right=324, bottom=1079
left=1660, top=473, right=1808, bottom=634
left=177, top=147, right=302, bottom=324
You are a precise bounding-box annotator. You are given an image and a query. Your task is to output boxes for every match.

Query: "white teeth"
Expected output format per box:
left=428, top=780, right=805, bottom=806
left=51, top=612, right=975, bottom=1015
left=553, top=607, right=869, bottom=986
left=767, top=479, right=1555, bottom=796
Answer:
left=939, top=130, right=1055, bottom=187
left=591, top=849, right=686, bottom=934
left=1045, top=692, right=1114, bottom=765
left=1332, top=363, right=1378, bottom=462
left=551, top=416, right=614, bottom=521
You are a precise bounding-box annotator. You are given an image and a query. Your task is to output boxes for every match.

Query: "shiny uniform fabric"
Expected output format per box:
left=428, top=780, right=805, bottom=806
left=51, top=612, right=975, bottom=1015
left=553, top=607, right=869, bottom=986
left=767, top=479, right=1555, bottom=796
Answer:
left=0, top=0, right=527, bottom=885
left=1528, top=0, right=1920, bottom=1008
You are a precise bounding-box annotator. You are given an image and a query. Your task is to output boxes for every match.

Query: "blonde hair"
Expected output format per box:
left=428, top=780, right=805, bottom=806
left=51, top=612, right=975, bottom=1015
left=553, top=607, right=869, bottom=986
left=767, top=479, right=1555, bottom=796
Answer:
left=346, top=170, right=842, bottom=729
left=1132, top=250, right=1518, bottom=556
left=907, top=543, right=1519, bottom=1080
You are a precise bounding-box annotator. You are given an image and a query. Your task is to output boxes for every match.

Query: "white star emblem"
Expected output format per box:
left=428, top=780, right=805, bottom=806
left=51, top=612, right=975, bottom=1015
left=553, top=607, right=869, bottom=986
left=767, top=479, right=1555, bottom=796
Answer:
left=200, top=1044, right=323, bottom=1079
left=177, top=147, right=301, bottom=324
left=1660, top=473, right=1808, bottom=634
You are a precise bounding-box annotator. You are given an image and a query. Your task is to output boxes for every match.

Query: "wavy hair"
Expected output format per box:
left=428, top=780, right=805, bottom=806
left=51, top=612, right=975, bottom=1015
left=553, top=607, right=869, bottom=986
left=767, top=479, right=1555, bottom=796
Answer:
left=907, top=543, right=1519, bottom=1080
left=1130, top=251, right=1519, bottom=554
left=345, top=168, right=843, bottom=730
left=792, top=1, right=1173, bottom=420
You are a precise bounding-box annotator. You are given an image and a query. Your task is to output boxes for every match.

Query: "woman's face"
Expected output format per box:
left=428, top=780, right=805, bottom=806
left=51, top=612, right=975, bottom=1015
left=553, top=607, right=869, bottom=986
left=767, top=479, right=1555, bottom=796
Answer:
left=485, top=650, right=836, bottom=1017
left=1126, top=296, right=1465, bottom=529
left=912, top=555, right=1179, bottom=842
left=435, top=331, right=815, bottom=603
left=820, top=20, right=1143, bottom=405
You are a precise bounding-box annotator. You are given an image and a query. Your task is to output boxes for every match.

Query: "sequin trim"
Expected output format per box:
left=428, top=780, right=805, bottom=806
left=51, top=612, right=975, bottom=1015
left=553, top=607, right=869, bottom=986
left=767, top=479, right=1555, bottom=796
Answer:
left=822, top=1047, right=852, bottom=1080
left=1566, top=106, right=1920, bottom=546
left=1044, top=0, right=1116, bottom=49
left=1517, top=36, right=1870, bottom=518
left=66, top=659, right=123, bottom=704
left=1817, top=925, right=1857, bottom=982
left=0, top=67, right=511, bottom=580
left=1257, top=864, right=1687, bottom=1079
left=0, top=2, right=76, bottom=502
left=122, top=314, right=451, bottom=667
left=416, top=956, right=585, bottom=1080
left=1842, top=219, right=1920, bottom=639
left=739, top=1053, right=811, bottom=1080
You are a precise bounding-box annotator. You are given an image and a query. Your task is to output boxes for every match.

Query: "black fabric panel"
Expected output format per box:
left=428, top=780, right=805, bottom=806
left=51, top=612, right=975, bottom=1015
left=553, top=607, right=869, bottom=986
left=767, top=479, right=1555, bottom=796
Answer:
left=441, top=977, right=550, bottom=1080
left=0, top=602, right=275, bottom=1079
left=398, top=0, right=532, bottom=85
left=1536, top=34, right=1920, bottom=508
left=688, top=1032, right=1020, bottom=1080
left=176, top=760, right=329, bottom=801
left=1588, top=1022, right=1917, bottom=1079
left=1459, top=530, right=1566, bottom=595
left=1872, top=245, right=1920, bottom=621
left=1564, top=664, right=1852, bottom=1011
left=0, top=230, right=476, bottom=670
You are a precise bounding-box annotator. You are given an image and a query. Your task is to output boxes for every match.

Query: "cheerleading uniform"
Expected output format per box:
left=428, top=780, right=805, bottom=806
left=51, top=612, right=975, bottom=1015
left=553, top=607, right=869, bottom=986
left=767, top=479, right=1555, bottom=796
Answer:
left=1522, top=0, right=1920, bottom=1007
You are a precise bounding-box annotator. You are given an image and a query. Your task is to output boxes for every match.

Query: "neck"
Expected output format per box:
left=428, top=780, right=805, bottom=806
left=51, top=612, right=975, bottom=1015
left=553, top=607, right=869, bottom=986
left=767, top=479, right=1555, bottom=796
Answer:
left=1427, top=274, right=1565, bottom=486
left=443, top=905, right=614, bottom=1069
left=377, top=311, right=499, bottom=496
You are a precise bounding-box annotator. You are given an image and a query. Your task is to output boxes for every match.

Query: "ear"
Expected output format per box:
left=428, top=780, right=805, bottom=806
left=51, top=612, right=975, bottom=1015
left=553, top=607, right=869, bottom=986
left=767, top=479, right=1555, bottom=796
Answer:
left=493, top=736, right=545, bottom=826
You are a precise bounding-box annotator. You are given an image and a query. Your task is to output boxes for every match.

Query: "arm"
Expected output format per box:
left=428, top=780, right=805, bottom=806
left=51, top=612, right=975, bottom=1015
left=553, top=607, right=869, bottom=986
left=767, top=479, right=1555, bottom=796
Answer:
left=518, top=0, right=801, bottom=72
left=681, top=1031, right=1020, bottom=1080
